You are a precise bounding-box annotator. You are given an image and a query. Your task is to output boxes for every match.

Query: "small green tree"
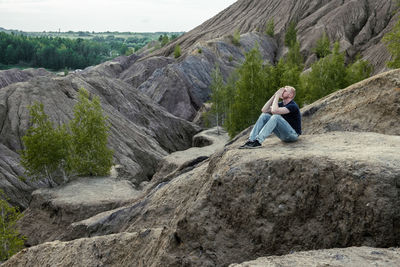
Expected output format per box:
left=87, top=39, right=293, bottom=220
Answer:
left=345, top=55, right=373, bottom=85
left=313, top=32, right=331, bottom=58
left=68, top=88, right=113, bottom=176
left=285, top=21, right=297, bottom=48
left=265, top=19, right=275, bottom=37
left=284, top=40, right=304, bottom=68
left=226, top=46, right=269, bottom=137
left=232, top=29, right=241, bottom=46
left=0, top=190, right=25, bottom=261
left=382, top=18, right=400, bottom=68
left=221, top=71, right=238, bottom=133
left=161, top=35, right=169, bottom=47
left=301, top=42, right=347, bottom=102
left=174, top=44, right=181, bottom=58
left=208, top=65, right=225, bottom=134
left=20, top=103, right=70, bottom=182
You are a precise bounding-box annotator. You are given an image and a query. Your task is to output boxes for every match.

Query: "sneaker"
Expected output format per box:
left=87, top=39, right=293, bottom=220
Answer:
left=239, top=140, right=255, bottom=149
left=246, top=140, right=262, bottom=149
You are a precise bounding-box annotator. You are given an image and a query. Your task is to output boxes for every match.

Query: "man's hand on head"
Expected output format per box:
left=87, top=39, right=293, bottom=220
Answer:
left=276, top=87, right=285, bottom=98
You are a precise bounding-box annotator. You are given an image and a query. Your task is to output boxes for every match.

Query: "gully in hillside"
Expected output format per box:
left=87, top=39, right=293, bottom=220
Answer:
left=240, top=86, right=302, bottom=149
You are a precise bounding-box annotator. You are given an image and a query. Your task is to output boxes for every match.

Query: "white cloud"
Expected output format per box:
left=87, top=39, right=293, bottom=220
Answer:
left=0, top=0, right=237, bottom=32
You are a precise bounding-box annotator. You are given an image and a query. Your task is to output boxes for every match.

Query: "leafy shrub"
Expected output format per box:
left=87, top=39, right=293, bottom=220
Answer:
left=345, top=55, right=373, bottom=85
left=382, top=19, right=400, bottom=68
left=313, top=32, right=331, bottom=58
left=161, top=35, right=169, bottom=47
left=68, top=88, right=114, bottom=176
left=21, top=103, right=70, bottom=182
left=232, top=29, right=241, bottom=46
left=0, top=190, right=25, bottom=261
left=265, top=19, right=275, bottom=37
left=285, top=21, right=297, bottom=47
left=174, top=44, right=181, bottom=58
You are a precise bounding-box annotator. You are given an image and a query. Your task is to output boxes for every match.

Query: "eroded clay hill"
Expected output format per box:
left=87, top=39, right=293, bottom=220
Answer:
left=152, top=0, right=398, bottom=74
left=4, top=70, right=400, bottom=266
left=94, top=0, right=399, bottom=121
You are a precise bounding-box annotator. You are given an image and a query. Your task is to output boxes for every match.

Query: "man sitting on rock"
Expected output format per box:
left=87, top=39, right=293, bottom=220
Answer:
left=240, top=86, right=301, bottom=149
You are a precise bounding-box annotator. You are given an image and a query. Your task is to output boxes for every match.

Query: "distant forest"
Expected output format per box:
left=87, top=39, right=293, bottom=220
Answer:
left=0, top=30, right=182, bottom=71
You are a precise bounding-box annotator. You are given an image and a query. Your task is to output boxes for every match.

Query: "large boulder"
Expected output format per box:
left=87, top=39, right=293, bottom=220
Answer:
left=17, top=172, right=140, bottom=246
left=6, top=131, right=399, bottom=266
left=0, top=68, right=52, bottom=90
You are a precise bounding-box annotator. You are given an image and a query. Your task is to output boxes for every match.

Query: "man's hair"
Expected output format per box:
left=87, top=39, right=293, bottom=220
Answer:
left=286, top=86, right=296, bottom=98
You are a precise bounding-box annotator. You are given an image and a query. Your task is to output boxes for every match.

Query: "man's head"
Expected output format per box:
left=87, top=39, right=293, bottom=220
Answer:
left=282, top=86, right=296, bottom=100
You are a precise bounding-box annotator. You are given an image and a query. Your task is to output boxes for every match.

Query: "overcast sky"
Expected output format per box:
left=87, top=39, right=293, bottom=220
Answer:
left=0, top=0, right=237, bottom=32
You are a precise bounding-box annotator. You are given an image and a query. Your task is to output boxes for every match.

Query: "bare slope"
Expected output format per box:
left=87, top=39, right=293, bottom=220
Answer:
left=152, top=0, right=398, bottom=73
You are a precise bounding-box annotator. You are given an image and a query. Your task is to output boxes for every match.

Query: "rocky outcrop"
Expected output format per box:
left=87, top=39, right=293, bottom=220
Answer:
left=0, top=72, right=200, bottom=207
left=0, top=144, right=42, bottom=208
left=6, top=131, right=399, bottom=266
left=230, top=246, right=400, bottom=267
left=144, top=127, right=229, bottom=191
left=17, top=172, right=140, bottom=246
left=119, top=56, right=175, bottom=88
left=2, top=230, right=165, bottom=267
left=13, top=127, right=228, bottom=246
left=301, top=69, right=400, bottom=135
left=137, top=32, right=277, bottom=120
left=0, top=68, right=52, bottom=90
left=81, top=54, right=140, bottom=78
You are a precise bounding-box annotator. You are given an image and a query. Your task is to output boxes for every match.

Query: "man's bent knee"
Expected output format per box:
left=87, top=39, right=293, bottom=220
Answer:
left=270, top=114, right=282, bottom=120
left=260, top=113, right=271, bottom=118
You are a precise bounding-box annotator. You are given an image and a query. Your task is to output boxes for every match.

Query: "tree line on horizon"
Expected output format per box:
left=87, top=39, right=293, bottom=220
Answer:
left=0, top=31, right=181, bottom=71
left=0, top=32, right=111, bottom=70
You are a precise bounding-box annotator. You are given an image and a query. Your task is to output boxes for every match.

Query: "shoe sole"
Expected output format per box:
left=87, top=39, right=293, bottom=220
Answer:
left=238, top=145, right=262, bottom=149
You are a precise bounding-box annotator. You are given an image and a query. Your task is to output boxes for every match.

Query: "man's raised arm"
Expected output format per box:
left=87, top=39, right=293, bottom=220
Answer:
left=261, top=93, right=276, bottom=113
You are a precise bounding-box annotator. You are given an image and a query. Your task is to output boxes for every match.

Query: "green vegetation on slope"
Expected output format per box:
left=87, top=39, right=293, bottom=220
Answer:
left=0, top=190, right=25, bottom=261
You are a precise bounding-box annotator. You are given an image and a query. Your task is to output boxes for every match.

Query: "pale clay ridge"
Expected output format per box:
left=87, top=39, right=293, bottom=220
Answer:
left=229, top=246, right=400, bottom=267
left=4, top=131, right=400, bottom=266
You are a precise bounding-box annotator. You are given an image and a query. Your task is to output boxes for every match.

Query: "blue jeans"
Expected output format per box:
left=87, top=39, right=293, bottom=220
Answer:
left=249, top=113, right=298, bottom=143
